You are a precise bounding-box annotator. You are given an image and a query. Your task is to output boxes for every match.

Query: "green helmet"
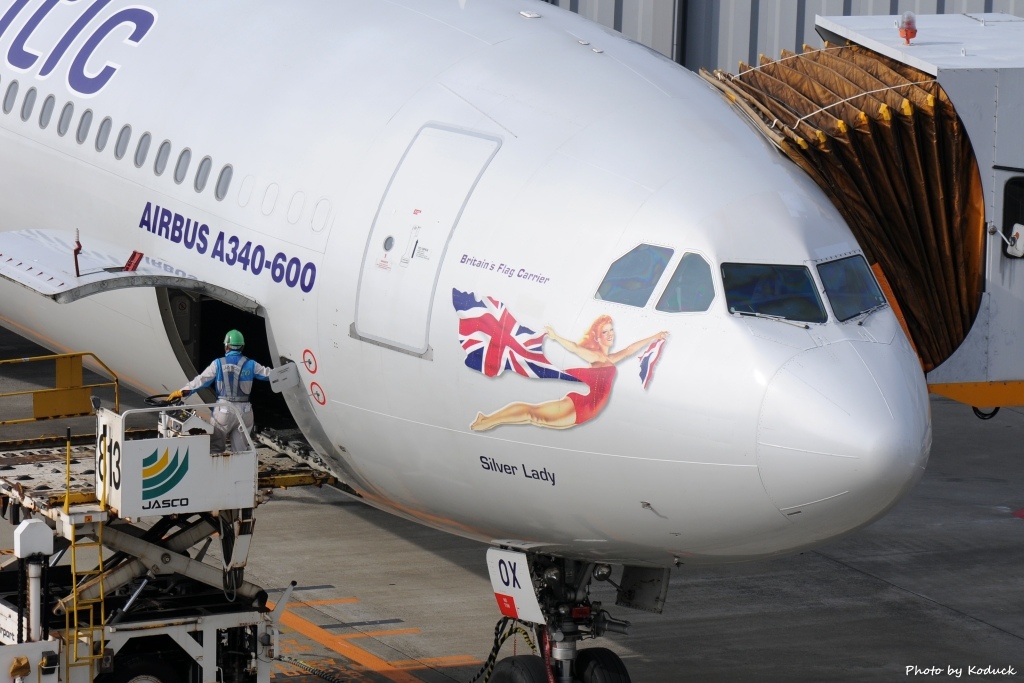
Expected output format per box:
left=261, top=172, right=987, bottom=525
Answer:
left=224, top=329, right=245, bottom=349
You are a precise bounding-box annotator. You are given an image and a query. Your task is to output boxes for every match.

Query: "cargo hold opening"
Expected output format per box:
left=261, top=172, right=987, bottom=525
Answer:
left=156, top=287, right=295, bottom=430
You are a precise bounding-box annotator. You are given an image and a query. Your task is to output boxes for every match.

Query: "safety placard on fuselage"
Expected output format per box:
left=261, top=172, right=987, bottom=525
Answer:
left=485, top=548, right=545, bottom=624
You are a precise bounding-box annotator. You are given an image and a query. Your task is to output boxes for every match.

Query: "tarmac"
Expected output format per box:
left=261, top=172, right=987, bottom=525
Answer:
left=0, top=324, right=1022, bottom=682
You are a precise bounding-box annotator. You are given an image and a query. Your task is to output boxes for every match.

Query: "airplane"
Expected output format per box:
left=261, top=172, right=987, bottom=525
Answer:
left=0, top=1, right=932, bottom=680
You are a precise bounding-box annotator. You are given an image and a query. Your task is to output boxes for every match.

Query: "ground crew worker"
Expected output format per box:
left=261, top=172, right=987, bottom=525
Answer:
left=168, top=329, right=270, bottom=453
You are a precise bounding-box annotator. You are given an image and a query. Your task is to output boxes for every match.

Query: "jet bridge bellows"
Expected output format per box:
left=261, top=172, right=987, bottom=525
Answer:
left=702, top=43, right=985, bottom=371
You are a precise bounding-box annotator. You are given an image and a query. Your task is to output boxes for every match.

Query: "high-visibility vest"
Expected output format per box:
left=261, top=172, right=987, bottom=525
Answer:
left=215, top=354, right=256, bottom=402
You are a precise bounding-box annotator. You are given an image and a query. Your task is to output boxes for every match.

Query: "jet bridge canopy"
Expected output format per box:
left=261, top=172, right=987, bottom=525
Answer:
left=699, top=14, right=1024, bottom=378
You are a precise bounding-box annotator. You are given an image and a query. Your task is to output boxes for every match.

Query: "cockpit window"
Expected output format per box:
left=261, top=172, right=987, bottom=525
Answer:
left=596, top=244, right=673, bottom=307
left=656, top=252, right=715, bottom=312
left=722, top=263, right=827, bottom=323
left=817, top=255, right=886, bottom=322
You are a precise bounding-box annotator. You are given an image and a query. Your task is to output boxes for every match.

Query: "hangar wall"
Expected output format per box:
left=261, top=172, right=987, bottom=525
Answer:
left=539, top=0, right=680, bottom=60
left=541, top=0, right=1024, bottom=70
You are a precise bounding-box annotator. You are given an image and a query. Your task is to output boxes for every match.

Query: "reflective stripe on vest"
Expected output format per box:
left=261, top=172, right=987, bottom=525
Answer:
left=215, top=355, right=255, bottom=402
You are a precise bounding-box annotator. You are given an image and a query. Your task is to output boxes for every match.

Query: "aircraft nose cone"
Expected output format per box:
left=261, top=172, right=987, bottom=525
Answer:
left=756, top=339, right=930, bottom=539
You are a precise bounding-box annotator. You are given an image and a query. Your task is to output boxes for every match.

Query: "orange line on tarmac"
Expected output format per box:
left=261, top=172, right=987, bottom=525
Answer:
left=288, top=598, right=360, bottom=607
left=391, top=655, right=481, bottom=669
left=274, top=608, right=422, bottom=683
left=334, top=629, right=421, bottom=639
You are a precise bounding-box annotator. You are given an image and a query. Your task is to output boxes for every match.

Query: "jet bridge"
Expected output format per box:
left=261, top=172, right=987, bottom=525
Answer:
left=703, top=12, right=1024, bottom=409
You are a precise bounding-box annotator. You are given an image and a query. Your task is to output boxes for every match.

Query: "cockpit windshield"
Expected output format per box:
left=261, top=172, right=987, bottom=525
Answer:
left=817, top=255, right=887, bottom=322
left=722, top=263, right=827, bottom=323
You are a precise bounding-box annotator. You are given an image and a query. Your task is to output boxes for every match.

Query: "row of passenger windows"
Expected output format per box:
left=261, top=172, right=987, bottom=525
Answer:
left=596, top=243, right=886, bottom=323
left=1, top=75, right=233, bottom=201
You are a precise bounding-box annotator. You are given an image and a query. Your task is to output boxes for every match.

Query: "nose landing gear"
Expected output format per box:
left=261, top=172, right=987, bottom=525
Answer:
left=478, top=551, right=633, bottom=683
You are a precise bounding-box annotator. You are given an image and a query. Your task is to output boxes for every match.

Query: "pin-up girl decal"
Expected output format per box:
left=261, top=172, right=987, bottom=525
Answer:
left=452, top=290, right=668, bottom=431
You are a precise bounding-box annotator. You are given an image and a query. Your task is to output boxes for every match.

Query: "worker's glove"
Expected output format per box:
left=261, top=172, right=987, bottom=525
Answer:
left=168, top=390, right=185, bottom=401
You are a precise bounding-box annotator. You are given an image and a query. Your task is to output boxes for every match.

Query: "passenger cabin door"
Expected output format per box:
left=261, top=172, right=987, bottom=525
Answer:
left=353, top=125, right=501, bottom=356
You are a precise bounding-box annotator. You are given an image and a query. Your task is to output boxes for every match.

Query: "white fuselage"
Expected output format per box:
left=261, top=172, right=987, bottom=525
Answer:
left=0, top=0, right=931, bottom=567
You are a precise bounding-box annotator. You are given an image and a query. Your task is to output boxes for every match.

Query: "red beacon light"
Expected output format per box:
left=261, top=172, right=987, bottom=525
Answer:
left=899, top=11, right=917, bottom=45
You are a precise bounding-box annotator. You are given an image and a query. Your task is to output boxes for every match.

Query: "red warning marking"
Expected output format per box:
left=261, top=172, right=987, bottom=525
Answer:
left=1013, top=509, right=1024, bottom=520
left=302, top=349, right=317, bottom=374
left=494, top=593, right=519, bottom=619
left=123, top=250, right=143, bottom=271
left=310, top=382, right=326, bottom=405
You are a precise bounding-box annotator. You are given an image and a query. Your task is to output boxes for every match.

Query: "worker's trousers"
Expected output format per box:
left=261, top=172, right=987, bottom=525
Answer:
left=211, top=401, right=254, bottom=453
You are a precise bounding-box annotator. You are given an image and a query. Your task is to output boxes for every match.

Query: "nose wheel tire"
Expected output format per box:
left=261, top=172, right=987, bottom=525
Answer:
left=490, top=655, right=549, bottom=682
left=575, top=647, right=631, bottom=683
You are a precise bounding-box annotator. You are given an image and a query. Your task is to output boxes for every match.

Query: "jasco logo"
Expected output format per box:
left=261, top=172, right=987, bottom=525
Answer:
left=0, top=0, right=157, bottom=97
left=142, top=447, right=189, bottom=501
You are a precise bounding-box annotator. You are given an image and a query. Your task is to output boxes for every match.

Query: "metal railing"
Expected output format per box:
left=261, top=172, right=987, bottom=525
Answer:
left=0, top=352, right=119, bottom=426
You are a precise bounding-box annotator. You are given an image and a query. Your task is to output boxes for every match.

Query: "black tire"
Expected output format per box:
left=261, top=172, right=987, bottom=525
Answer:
left=490, top=654, right=550, bottom=683
left=972, top=406, right=999, bottom=420
left=107, top=659, right=183, bottom=683
left=575, top=647, right=631, bottom=683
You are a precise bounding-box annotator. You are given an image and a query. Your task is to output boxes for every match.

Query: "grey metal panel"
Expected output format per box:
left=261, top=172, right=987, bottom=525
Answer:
left=995, top=69, right=1024, bottom=168
left=684, top=0, right=721, bottom=70
left=851, top=0, right=896, bottom=16
left=908, top=0, right=941, bottom=13
left=994, top=0, right=1024, bottom=12
left=756, top=0, right=800, bottom=62
left=926, top=294, right=992, bottom=382
left=939, top=68, right=999, bottom=185
left=987, top=284, right=1024, bottom=380
left=801, top=1, right=846, bottom=51
left=577, top=0, right=617, bottom=31
left=620, top=0, right=677, bottom=59
left=946, top=0, right=990, bottom=11
left=719, top=0, right=755, bottom=70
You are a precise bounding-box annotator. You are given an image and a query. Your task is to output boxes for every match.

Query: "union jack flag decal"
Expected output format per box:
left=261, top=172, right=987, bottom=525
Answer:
left=452, top=289, right=579, bottom=382
left=637, top=338, right=665, bottom=389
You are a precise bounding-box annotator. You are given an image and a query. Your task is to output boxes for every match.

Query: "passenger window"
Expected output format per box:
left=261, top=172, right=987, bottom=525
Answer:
left=75, top=109, right=93, bottom=144
left=114, top=125, right=131, bottom=159
left=722, top=263, right=827, bottom=323
left=174, top=149, right=191, bottom=184
left=134, top=132, right=152, bottom=167
left=656, top=252, right=714, bottom=313
left=817, top=255, right=886, bottom=322
left=596, top=244, right=673, bottom=307
left=57, top=102, right=74, bottom=136
left=194, top=156, right=212, bottom=192
left=20, top=87, right=35, bottom=121
left=154, top=140, right=171, bottom=175
left=2, top=80, right=17, bottom=114
left=95, top=117, right=112, bottom=152
left=38, top=95, right=54, bottom=129
left=214, top=164, right=233, bottom=200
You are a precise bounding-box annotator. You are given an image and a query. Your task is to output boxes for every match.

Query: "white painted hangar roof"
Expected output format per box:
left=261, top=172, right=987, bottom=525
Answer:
left=816, top=12, right=1024, bottom=75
